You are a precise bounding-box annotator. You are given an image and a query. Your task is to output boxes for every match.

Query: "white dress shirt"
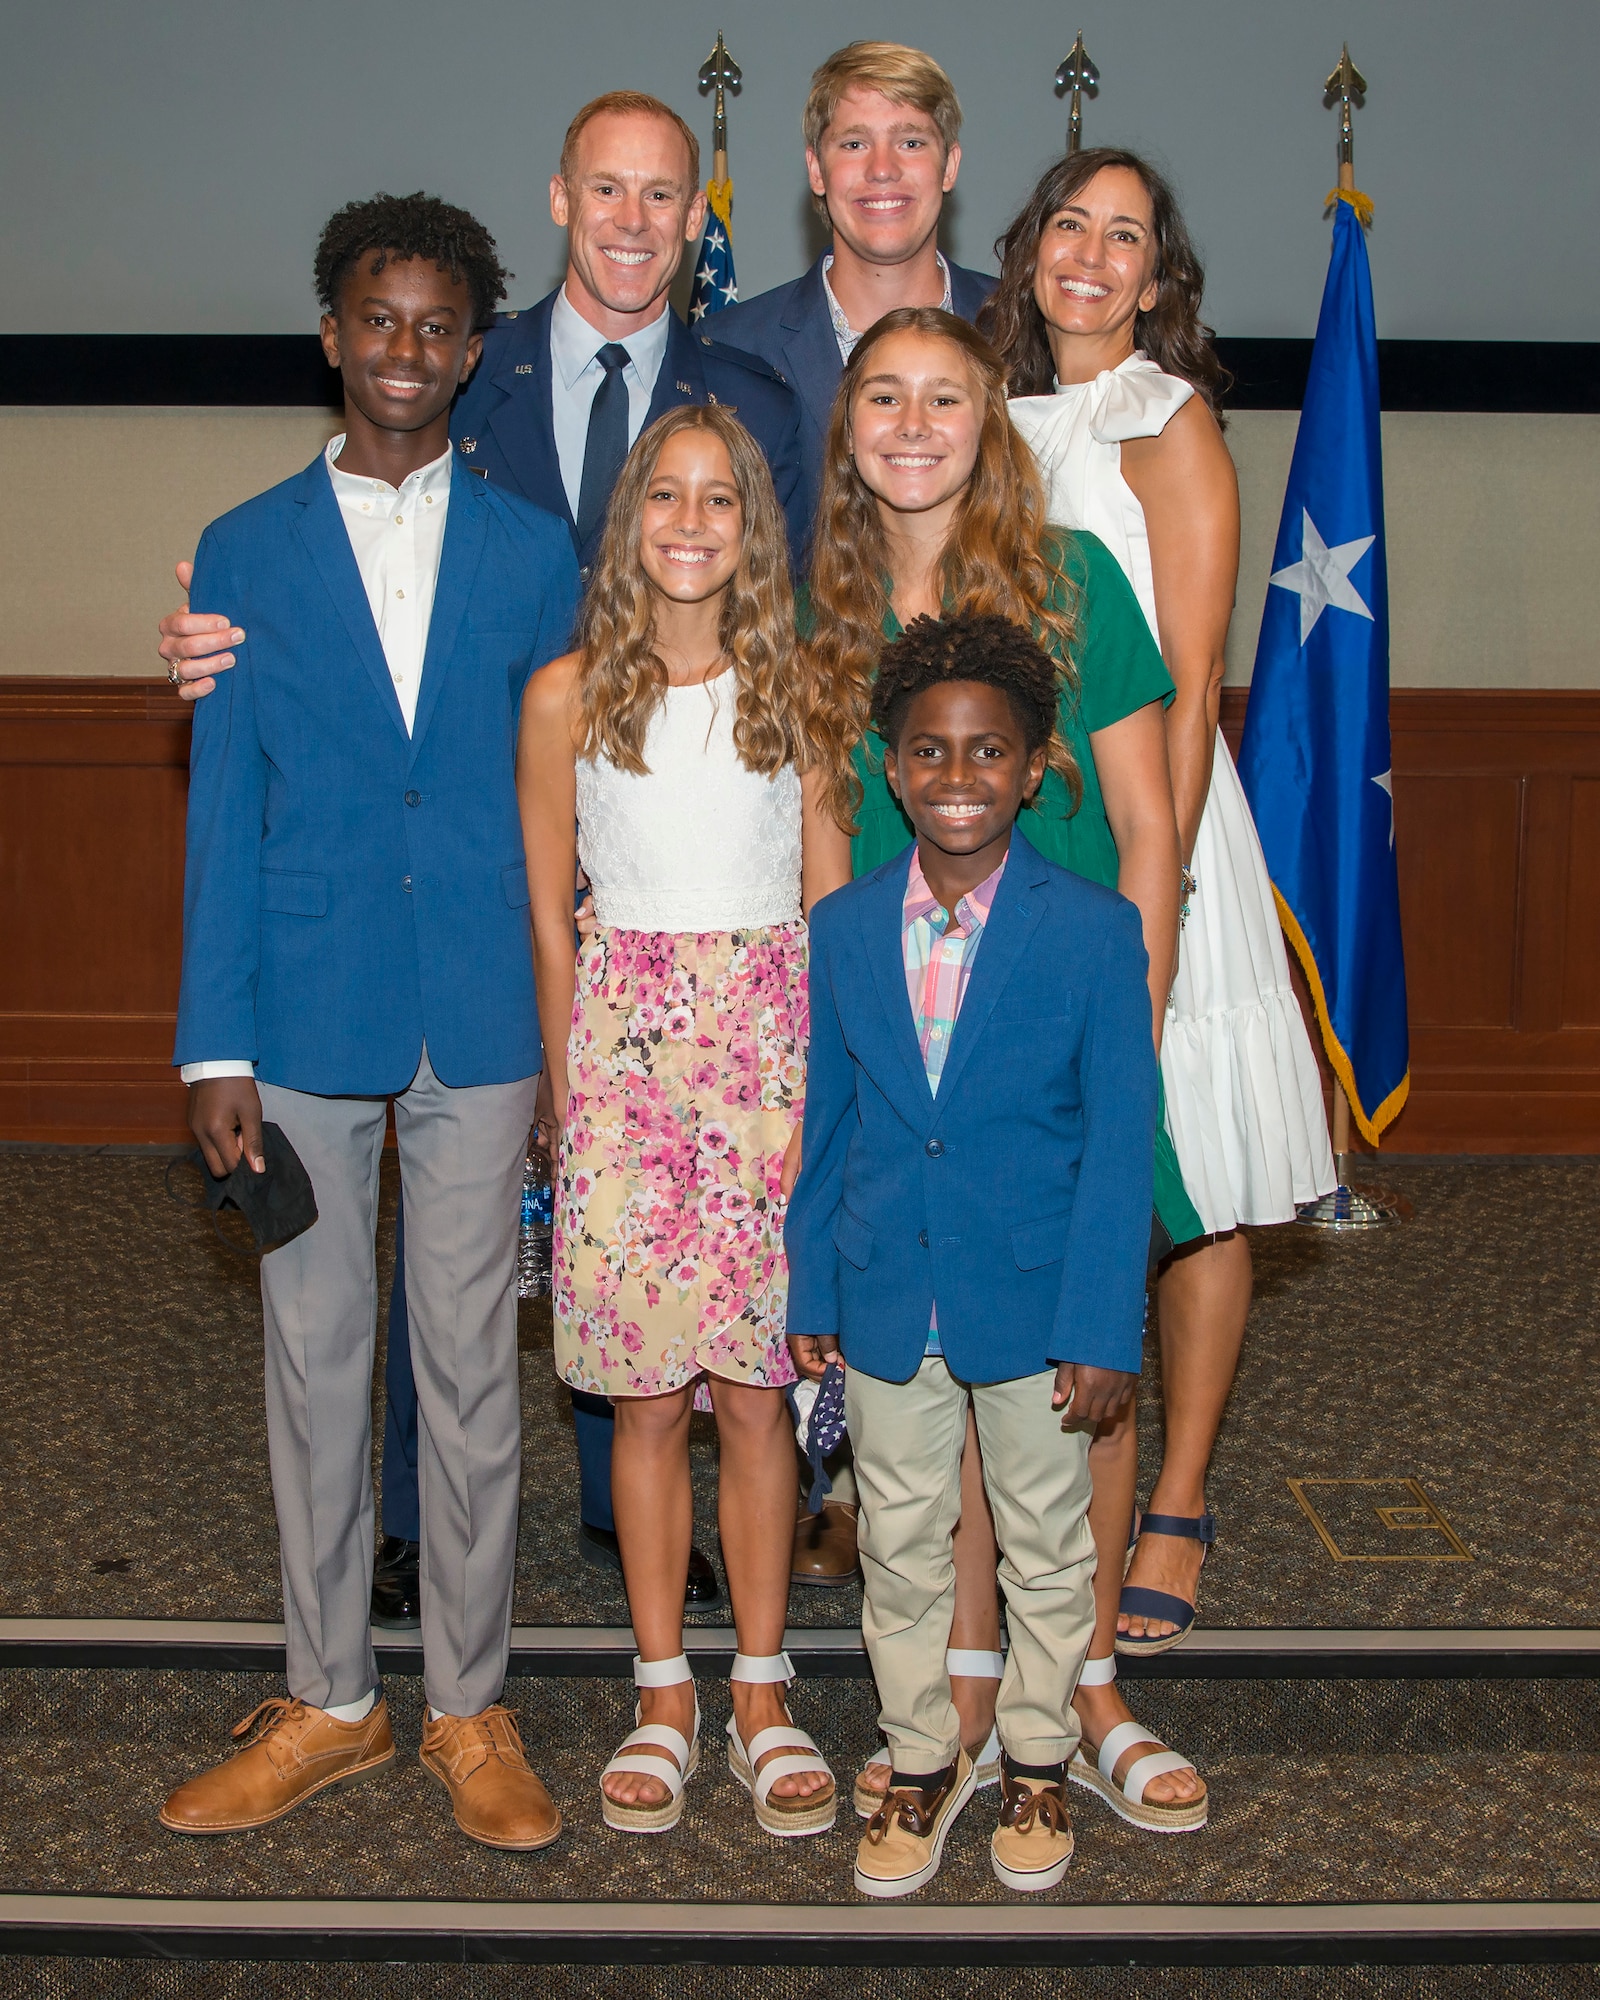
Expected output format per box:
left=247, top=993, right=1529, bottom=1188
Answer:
left=548, top=285, right=672, bottom=521
left=180, top=433, right=452, bottom=1084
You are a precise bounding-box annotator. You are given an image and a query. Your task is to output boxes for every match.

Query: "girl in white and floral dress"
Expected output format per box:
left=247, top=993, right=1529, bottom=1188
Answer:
left=518, top=404, right=848, bottom=1843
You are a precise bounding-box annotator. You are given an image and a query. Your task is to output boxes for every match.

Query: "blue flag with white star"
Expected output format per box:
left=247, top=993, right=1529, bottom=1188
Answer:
left=1237, top=197, right=1409, bottom=1142
left=690, top=180, right=738, bottom=323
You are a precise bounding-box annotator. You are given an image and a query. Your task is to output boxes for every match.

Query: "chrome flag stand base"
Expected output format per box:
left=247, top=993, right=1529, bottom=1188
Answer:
left=1297, top=1156, right=1405, bottom=1230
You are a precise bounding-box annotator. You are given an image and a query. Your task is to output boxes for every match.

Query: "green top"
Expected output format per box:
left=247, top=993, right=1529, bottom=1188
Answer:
left=845, top=529, right=1174, bottom=885
left=800, top=528, right=1203, bottom=1250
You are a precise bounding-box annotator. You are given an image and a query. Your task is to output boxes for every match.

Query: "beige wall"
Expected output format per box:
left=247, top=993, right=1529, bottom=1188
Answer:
left=0, top=409, right=340, bottom=677
left=1226, top=411, right=1600, bottom=687
left=2, top=405, right=1596, bottom=687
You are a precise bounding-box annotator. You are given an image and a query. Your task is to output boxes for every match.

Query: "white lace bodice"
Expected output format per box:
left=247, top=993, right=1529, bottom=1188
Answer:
left=1008, top=353, right=1194, bottom=646
left=575, top=678, right=802, bottom=932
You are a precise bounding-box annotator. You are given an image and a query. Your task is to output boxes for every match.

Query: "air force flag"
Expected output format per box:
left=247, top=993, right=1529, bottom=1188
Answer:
left=1237, top=197, right=1409, bottom=1143
left=690, top=180, right=738, bottom=321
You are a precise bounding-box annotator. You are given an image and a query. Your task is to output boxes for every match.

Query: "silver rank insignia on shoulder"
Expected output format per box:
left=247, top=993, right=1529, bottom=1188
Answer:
left=458, top=437, right=477, bottom=455
left=515, top=363, right=533, bottom=374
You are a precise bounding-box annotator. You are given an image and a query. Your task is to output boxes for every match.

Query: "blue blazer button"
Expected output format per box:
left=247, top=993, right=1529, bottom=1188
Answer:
left=918, top=1229, right=929, bottom=1247
left=405, top=789, right=421, bottom=807
left=924, top=1139, right=943, bottom=1157
left=402, top=876, right=413, bottom=893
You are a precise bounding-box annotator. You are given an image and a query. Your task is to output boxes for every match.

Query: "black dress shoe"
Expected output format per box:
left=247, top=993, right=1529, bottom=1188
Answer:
left=371, top=1536, right=421, bottom=1630
left=685, top=1543, right=721, bottom=1608
left=578, top=1522, right=721, bottom=1606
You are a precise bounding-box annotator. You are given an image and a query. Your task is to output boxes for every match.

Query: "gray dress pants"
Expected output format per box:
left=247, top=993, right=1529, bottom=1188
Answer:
left=257, top=1043, right=536, bottom=1718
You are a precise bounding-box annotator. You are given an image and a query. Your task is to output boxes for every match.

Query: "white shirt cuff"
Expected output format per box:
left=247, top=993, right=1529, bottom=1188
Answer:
left=180, top=1060, right=255, bottom=1084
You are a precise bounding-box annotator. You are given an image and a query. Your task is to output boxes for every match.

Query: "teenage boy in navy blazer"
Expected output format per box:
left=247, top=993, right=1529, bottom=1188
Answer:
left=716, top=42, right=995, bottom=539
left=786, top=615, right=1155, bottom=1899
left=157, top=91, right=776, bottom=1612
left=160, top=195, right=576, bottom=1853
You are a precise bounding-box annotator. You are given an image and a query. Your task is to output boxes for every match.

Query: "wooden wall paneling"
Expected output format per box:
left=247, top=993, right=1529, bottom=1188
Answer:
left=4, top=680, right=1600, bottom=1150
left=0, top=680, right=191, bottom=1141
left=1392, top=774, right=1522, bottom=1028
left=1559, top=778, right=1600, bottom=1028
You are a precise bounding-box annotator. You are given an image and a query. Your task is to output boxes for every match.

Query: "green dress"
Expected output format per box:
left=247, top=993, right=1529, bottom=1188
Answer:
left=811, top=528, right=1205, bottom=1249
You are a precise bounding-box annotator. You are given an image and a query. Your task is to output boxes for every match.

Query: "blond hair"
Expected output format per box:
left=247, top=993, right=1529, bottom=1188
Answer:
left=559, top=91, right=700, bottom=190
left=802, top=310, right=1079, bottom=833
left=803, top=42, right=962, bottom=158
left=575, top=406, right=805, bottom=780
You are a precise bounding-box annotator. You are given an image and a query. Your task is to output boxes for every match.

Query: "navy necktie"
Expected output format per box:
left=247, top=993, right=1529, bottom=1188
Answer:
left=575, top=343, right=632, bottom=551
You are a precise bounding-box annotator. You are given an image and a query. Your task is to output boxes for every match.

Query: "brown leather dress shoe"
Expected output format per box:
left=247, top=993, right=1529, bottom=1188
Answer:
left=791, top=1499, right=860, bottom=1586
left=420, top=1705, right=562, bottom=1850
left=159, top=1695, right=395, bottom=1834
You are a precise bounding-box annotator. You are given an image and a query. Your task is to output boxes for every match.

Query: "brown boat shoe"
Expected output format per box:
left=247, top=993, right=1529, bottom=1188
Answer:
left=159, top=1695, right=395, bottom=1834
left=990, top=1760, right=1075, bottom=1894
left=420, top=1704, right=562, bottom=1850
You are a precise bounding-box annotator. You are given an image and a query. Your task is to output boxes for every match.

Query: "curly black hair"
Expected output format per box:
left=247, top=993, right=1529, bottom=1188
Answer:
left=869, top=611, right=1081, bottom=810
left=313, top=191, right=512, bottom=330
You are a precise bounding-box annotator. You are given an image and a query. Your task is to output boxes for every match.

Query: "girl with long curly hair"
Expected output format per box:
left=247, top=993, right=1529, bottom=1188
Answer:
left=518, top=403, right=847, bottom=1843
left=986, top=154, right=1334, bottom=1708
left=797, top=307, right=1209, bottom=1834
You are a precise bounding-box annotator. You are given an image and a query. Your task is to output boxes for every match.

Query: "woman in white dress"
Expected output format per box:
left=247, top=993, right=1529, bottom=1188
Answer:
left=986, top=152, right=1335, bottom=1667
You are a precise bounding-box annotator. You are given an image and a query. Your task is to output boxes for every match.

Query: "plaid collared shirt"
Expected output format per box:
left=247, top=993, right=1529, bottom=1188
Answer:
left=822, top=252, right=954, bottom=363
left=903, top=847, right=1006, bottom=1355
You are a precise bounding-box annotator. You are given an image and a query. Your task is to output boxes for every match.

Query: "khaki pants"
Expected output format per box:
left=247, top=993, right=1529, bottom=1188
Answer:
left=845, top=1357, right=1096, bottom=1775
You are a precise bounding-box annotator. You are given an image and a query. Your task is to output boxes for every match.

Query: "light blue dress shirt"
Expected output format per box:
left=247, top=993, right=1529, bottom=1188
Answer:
left=548, top=287, right=673, bottom=520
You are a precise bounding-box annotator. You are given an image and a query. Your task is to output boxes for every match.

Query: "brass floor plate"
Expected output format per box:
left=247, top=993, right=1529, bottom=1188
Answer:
left=1288, top=1477, right=1473, bottom=1562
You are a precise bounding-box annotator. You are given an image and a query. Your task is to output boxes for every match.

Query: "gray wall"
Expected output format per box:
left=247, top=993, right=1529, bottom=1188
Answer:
left=4, top=0, right=1597, bottom=337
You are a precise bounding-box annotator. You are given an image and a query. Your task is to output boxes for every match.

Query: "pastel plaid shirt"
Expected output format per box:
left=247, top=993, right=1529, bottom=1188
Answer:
left=903, top=847, right=1007, bottom=1353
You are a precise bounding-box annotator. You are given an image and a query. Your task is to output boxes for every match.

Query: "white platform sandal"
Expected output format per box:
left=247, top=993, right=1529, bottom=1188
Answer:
left=853, top=1646, right=1004, bottom=1818
left=1067, top=1654, right=1208, bottom=1833
left=724, top=1651, right=837, bottom=1838
left=601, top=1653, right=700, bottom=1835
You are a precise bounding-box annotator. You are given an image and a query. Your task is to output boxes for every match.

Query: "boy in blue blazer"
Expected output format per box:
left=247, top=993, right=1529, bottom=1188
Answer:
left=162, top=195, right=577, bottom=1852
left=786, top=614, right=1156, bottom=1898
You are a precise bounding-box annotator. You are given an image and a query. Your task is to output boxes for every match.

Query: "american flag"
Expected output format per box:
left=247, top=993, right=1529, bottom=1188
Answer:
left=689, top=180, right=738, bottom=321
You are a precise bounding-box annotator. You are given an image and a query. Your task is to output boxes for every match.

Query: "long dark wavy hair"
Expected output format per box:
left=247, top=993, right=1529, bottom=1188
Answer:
left=979, top=148, right=1230, bottom=414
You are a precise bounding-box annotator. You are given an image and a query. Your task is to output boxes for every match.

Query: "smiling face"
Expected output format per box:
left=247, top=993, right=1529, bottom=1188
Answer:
left=847, top=329, right=982, bottom=526
left=320, top=253, right=481, bottom=438
left=1032, top=164, right=1160, bottom=351
left=884, top=679, right=1045, bottom=887
left=807, top=88, right=958, bottom=268
left=637, top=427, right=745, bottom=608
left=552, top=109, right=707, bottom=334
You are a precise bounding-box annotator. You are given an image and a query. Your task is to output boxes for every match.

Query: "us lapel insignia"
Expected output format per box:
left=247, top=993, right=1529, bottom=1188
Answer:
left=675, top=380, right=693, bottom=394
left=515, top=363, right=533, bottom=375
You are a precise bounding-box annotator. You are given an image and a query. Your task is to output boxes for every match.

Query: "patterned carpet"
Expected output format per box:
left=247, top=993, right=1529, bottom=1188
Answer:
left=0, top=1151, right=1595, bottom=1629
left=2, top=1668, right=1597, bottom=1907
left=7, top=1965, right=1599, bottom=1998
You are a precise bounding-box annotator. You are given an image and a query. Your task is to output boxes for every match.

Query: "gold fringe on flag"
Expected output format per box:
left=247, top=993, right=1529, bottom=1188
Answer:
left=1323, top=185, right=1375, bottom=227
left=705, top=178, right=733, bottom=230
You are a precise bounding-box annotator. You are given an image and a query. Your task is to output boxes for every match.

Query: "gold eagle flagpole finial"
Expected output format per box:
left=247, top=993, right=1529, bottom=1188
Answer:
left=1055, top=32, right=1100, bottom=154
left=1323, top=44, right=1373, bottom=224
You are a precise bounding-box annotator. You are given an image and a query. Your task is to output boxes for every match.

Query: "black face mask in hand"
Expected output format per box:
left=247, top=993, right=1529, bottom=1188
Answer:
left=202, top=1122, right=318, bottom=1253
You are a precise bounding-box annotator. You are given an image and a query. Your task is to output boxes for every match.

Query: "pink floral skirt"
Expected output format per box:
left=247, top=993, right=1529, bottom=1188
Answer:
left=553, top=922, right=807, bottom=1401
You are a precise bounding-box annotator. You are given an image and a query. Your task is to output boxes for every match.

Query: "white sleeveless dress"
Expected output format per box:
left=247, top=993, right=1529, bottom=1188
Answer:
left=1010, top=358, right=1335, bottom=1232
left=556, top=679, right=807, bottom=1400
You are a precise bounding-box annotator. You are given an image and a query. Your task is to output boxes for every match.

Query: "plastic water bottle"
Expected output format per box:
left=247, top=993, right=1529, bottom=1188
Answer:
left=518, top=1152, right=554, bottom=1300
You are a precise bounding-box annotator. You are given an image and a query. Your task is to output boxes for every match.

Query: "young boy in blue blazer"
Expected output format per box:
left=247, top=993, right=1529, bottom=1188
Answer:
left=162, top=195, right=577, bottom=1852
left=786, top=613, right=1156, bottom=1898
